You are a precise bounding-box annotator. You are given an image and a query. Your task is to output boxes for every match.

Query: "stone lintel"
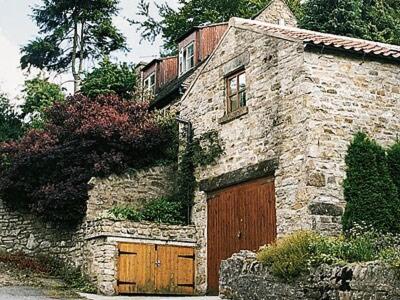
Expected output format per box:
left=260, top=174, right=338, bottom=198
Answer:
left=199, top=159, right=278, bottom=193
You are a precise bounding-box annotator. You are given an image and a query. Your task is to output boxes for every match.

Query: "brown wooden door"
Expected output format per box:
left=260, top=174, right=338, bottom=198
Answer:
left=117, top=243, right=195, bottom=295
left=207, top=177, right=277, bottom=294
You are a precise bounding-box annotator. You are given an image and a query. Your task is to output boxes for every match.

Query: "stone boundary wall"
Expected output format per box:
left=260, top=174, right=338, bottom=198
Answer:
left=0, top=198, right=84, bottom=266
left=220, top=251, right=400, bottom=300
left=87, top=164, right=176, bottom=220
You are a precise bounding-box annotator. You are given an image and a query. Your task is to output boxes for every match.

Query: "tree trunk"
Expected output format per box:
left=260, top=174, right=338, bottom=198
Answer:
left=77, top=20, right=86, bottom=93
left=71, top=14, right=79, bottom=94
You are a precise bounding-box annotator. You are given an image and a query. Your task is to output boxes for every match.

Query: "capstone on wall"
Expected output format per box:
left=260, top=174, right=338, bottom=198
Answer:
left=220, top=251, right=400, bottom=300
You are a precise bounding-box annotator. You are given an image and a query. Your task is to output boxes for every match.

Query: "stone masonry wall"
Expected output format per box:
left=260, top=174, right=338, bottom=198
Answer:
left=301, top=50, right=400, bottom=235
left=220, top=251, right=400, bottom=300
left=0, top=198, right=85, bottom=266
left=255, top=0, right=298, bottom=27
left=87, top=164, right=176, bottom=220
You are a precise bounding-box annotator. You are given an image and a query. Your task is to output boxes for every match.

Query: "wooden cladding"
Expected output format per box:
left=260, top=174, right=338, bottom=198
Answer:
left=198, top=25, right=228, bottom=61
left=207, top=177, right=277, bottom=294
left=117, top=243, right=195, bottom=295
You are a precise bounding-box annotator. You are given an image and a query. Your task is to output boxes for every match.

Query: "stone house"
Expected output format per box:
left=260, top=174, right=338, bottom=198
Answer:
left=177, top=0, right=400, bottom=294
left=1, top=0, right=400, bottom=297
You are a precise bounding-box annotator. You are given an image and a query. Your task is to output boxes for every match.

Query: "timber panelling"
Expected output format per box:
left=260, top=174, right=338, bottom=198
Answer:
left=117, top=243, right=195, bottom=295
left=207, top=177, right=277, bottom=294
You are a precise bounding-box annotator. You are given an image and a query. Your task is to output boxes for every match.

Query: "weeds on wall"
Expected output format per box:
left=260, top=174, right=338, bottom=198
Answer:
left=257, top=227, right=400, bottom=281
left=0, top=251, right=96, bottom=293
left=110, top=129, right=224, bottom=225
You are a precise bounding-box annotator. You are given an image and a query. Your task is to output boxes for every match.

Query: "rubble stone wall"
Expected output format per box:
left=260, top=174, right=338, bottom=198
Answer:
left=220, top=251, right=400, bottom=300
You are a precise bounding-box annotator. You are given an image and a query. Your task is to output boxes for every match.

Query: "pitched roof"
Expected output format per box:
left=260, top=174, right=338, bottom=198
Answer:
left=233, top=18, right=400, bottom=60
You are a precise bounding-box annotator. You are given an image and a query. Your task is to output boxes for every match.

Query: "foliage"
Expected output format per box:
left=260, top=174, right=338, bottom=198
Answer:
left=133, top=0, right=303, bottom=53
left=300, top=0, right=400, bottom=45
left=192, top=130, right=224, bottom=167
left=257, top=231, right=317, bottom=281
left=20, top=0, right=127, bottom=92
left=0, top=95, right=176, bottom=226
left=0, top=251, right=95, bottom=292
left=37, top=256, right=96, bottom=293
left=21, top=77, right=65, bottom=128
left=0, top=93, right=24, bottom=142
left=342, top=132, right=400, bottom=234
left=110, top=197, right=185, bottom=225
left=81, top=58, right=137, bottom=99
left=387, top=142, right=400, bottom=198
left=257, top=228, right=400, bottom=280
left=174, top=130, right=224, bottom=223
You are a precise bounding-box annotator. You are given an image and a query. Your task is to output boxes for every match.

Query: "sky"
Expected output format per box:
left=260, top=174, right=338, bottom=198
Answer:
left=0, top=0, right=178, bottom=99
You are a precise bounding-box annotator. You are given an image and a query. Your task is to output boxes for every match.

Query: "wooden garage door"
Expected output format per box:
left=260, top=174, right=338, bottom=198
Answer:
left=117, top=243, right=195, bottom=295
left=207, top=177, right=277, bottom=294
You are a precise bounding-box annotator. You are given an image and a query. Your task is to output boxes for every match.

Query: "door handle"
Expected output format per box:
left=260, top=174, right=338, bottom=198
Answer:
left=155, top=260, right=161, bottom=267
left=237, top=231, right=242, bottom=239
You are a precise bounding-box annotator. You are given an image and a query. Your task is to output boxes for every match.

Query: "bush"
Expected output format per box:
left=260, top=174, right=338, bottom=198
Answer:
left=110, top=197, right=185, bottom=225
left=342, top=132, right=400, bottom=234
left=387, top=142, right=400, bottom=198
left=0, top=252, right=95, bottom=293
left=257, top=231, right=317, bottom=280
left=0, top=95, right=177, bottom=226
left=257, top=229, right=400, bottom=280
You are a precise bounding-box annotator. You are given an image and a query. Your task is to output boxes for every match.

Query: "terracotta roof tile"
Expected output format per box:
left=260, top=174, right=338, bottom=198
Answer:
left=232, top=18, right=400, bottom=61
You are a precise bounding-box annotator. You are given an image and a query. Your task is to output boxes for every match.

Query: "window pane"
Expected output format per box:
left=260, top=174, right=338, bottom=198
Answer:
left=239, top=91, right=246, bottom=107
left=229, top=77, right=237, bottom=95
left=239, top=73, right=246, bottom=91
left=230, top=96, right=239, bottom=112
left=150, top=74, right=155, bottom=85
left=187, top=44, right=194, bottom=56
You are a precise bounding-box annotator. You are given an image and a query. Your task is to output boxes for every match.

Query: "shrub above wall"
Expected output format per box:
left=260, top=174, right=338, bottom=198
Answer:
left=0, top=94, right=178, bottom=227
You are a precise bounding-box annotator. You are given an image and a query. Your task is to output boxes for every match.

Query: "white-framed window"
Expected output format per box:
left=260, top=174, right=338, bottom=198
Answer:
left=144, top=72, right=156, bottom=94
left=179, top=42, right=195, bottom=75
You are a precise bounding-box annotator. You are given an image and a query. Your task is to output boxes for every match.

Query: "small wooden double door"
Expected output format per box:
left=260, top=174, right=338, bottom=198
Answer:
left=117, top=243, right=195, bottom=295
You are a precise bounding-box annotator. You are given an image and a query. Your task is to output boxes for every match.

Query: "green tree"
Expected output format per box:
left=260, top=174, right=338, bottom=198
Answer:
left=21, top=77, right=65, bottom=129
left=133, top=0, right=303, bottom=53
left=80, top=59, right=137, bottom=99
left=387, top=142, right=400, bottom=198
left=342, top=132, right=400, bottom=234
left=20, top=0, right=127, bottom=93
left=300, top=0, right=400, bottom=45
left=0, top=93, right=23, bottom=142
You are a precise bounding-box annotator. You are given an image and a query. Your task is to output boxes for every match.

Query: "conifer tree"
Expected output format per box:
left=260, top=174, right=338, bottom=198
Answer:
left=20, top=0, right=127, bottom=93
left=343, top=132, right=400, bottom=233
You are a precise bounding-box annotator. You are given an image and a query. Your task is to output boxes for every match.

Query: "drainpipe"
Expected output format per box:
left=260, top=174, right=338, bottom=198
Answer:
left=175, top=117, right=193, bottom=224
left=176, top=117, right=192, bottom=144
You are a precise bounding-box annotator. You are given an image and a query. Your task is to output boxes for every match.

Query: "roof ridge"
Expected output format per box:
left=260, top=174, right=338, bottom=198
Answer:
left=232, top=17, right=400, bottom=51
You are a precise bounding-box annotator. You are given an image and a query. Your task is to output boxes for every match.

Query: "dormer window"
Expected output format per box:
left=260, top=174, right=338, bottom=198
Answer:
left=144, top=72, right=156, bottom=94
left=179, top=42, right=195, bottom=75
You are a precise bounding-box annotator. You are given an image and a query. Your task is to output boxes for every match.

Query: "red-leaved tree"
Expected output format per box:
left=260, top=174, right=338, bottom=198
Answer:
left=0, top=94, right=177, bottom=227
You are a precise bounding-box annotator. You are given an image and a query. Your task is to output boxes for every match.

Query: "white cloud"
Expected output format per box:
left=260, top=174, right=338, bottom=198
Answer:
left=0, top=27, right=25, bottom=99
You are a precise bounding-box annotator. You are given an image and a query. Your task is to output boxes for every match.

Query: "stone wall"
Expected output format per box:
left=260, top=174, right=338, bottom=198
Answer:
left=87, top=164, right=176, bottom=220
left=0, top=198, right=84, bottom=266
left=220, top=251, right=400, bottom=300
left=301, top=49, right=400, bottom=235
left=254, top=0, right=298, bottom=27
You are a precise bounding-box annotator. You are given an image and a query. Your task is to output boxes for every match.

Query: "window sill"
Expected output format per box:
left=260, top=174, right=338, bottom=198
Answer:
left=218, top=106, right=248, bottom=124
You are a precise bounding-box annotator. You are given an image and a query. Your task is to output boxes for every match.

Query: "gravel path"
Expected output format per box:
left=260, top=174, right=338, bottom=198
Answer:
left=0, top=286, right=80, bottom=300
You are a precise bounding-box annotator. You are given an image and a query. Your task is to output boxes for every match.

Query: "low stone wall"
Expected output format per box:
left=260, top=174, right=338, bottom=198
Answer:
left=220, top=251, right=400, bottom=300
left=87, top=164, right=176, bottom=220
left=0, top=198, right=84, bottom=266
